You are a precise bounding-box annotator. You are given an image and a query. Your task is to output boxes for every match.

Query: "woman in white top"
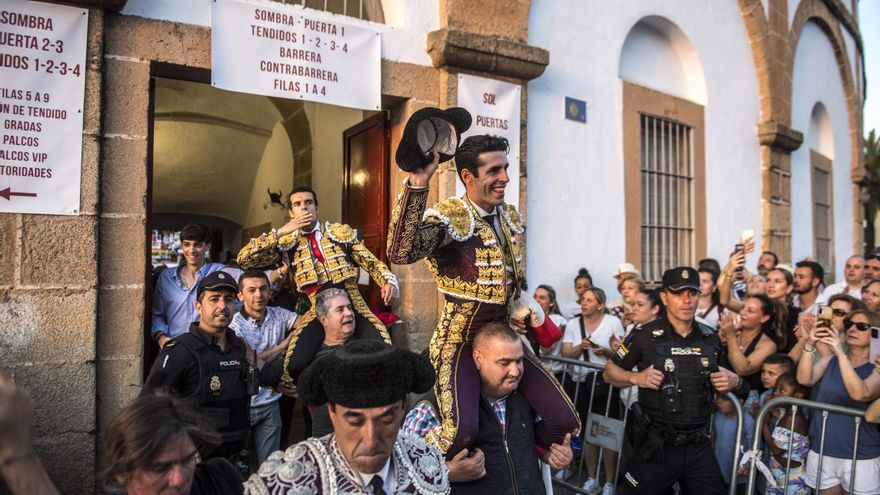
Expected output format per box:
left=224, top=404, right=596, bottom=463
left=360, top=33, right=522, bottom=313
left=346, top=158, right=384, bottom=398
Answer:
left=560, top=287, right=624, bottom=494
left=534, top=284, right=568, bottom=379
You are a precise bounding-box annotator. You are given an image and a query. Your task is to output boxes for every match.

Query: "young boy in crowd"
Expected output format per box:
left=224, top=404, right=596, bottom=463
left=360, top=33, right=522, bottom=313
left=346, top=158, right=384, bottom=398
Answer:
left=761, top=373, right=811, bottom=495
left=745, top=353, right=795, bottom=418
left=714, top=393, right=755, bottom=495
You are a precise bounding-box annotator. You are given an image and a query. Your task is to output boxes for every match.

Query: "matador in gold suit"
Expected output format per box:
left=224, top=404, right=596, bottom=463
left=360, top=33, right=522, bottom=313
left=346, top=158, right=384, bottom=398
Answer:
left=238, top=188, right=396, bottom=385
left=387, top=135, right=579, bottom=457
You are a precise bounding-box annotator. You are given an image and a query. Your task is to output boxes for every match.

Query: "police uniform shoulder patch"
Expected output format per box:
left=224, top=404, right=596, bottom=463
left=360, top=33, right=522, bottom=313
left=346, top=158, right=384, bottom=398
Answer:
left=163, top=340, right=178, bottom=348
left=325, top=222, right=358, bottom=244
left=423, top=197, right=475, bottom=242
left=615, top=342, right=629, bottom=360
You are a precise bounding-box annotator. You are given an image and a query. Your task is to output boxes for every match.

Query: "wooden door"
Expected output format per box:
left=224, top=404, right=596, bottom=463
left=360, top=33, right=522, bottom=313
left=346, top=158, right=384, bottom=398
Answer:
left=342, top=112, right=390, bottom=309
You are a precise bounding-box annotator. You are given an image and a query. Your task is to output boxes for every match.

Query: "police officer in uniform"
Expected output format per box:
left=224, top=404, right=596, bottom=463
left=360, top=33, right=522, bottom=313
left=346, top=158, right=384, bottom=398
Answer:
left=142, top=271, right=256, bottom=472
left=604, top=267, right=747, bottom=495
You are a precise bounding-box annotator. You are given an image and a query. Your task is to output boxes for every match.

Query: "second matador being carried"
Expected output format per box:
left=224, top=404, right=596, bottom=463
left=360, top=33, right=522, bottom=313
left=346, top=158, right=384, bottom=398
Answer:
left=387, top=107, right=580, bottom=457
left=238, top=186, right=397, bottom=385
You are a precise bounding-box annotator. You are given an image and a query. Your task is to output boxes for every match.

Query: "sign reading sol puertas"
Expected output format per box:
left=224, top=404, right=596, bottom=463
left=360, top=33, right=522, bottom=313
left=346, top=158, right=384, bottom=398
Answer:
left=211, top=0, right=381, bottom=110
left=456, top=74, right=522, bottom=208
left=0, top=0, right=87, bottom=215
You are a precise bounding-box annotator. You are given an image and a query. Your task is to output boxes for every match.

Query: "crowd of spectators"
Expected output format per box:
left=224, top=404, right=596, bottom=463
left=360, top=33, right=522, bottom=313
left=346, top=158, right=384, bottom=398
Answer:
left=535, top=250, right=880, bottom=495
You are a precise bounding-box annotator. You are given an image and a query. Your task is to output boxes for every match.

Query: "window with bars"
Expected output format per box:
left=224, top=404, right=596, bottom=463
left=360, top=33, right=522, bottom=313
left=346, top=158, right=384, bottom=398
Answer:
left=811, top=151, right=834, bottom=282
left=640, top=114, right=695, bottom=284
left=278, top=0, right=385, bottom=22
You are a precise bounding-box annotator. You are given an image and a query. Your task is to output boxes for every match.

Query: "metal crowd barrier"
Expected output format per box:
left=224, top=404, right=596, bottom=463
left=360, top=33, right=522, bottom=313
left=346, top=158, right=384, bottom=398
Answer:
left=744, top=396, right=869, bottom=495
left=541, top=355, right=744, bottom=495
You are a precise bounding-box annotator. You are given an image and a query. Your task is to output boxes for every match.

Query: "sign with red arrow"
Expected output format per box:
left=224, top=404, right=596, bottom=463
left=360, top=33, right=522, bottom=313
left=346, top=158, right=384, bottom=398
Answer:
left=0, top=187, right=38, bottom=201
left=0, top=1, right=87, bottom=215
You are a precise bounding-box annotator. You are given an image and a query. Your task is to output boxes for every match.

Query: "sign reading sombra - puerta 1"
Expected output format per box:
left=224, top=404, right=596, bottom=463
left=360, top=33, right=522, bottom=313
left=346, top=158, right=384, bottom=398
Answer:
left=0, top=0, right=87, bottom=215
left=211, top=0, right=381, bottom=110
left=456, top=74, right=522, bottom=208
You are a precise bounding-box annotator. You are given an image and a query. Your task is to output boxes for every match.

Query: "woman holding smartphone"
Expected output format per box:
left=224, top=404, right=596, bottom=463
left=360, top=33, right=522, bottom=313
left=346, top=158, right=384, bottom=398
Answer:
left=797, top=309, right=880, bottom=495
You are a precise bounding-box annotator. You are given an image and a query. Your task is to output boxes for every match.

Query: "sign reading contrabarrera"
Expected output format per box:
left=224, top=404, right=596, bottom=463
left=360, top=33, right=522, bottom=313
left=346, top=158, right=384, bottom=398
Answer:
left=0, top=0, right=87, bottom=215
left=212, top=0, right=381, bottom=110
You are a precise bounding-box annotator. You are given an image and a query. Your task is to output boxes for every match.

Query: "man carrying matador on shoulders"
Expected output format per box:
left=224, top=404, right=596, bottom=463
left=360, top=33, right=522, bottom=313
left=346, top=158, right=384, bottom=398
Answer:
left=387, top=107, right=580, bottom=457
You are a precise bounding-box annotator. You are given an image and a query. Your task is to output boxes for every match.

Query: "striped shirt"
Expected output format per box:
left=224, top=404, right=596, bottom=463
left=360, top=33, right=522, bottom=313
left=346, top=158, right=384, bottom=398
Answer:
left=229, top=306, right=298, bottom=406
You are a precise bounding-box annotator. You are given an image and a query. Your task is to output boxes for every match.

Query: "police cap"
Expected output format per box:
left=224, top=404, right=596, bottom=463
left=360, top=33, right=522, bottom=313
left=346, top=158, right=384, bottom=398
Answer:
left=197, top=271, right=238, bottom=298
left=661, top=266, right=700, bottom=292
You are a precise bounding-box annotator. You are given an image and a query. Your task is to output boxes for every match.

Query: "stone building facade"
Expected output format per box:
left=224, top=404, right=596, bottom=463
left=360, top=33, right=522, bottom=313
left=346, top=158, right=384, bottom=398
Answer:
left=0, top=0, right=864, bottom=492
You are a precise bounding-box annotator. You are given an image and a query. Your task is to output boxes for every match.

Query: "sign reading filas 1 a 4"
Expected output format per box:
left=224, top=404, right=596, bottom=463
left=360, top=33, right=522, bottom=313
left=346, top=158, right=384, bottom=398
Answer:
left=211, top=0, right=381, bottom=110
left=0, top=0, right=88, bottom=215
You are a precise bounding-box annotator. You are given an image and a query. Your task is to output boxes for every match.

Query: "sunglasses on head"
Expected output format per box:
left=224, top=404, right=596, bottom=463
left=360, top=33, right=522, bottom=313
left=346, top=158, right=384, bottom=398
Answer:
left=832, top=308, right=848, bottom=318
left=844, top=319, right=873, bottom=332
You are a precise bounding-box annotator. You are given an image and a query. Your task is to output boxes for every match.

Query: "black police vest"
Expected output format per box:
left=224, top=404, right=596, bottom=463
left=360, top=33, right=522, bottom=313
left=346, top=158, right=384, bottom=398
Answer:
left=452, top=392, right=544, bottom=495
left=640, top=322, right=719, bottom=428
left=174, top=333, right=250, bottom=444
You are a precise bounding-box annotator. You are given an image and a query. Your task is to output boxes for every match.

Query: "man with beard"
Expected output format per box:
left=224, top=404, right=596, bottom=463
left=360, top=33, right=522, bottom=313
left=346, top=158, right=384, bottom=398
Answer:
left=387, top=133, right=578, bottom=457
left=603, top=267, right=745, bottom=494
left=866, top=254, right=880, bottom=280
left=793, top=260, right=824, bottom=315
left=143, top=271, right=255, bottom=468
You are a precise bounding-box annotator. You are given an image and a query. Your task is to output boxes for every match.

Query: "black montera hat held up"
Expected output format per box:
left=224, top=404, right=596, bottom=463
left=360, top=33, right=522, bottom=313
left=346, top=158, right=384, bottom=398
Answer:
left=661, top=266, right=700, bottom=292
left=298, top=340, right=435, bottom=408
left=196, top=271, right=238, bottom=298
left=395, top=107, right=472, bottom=172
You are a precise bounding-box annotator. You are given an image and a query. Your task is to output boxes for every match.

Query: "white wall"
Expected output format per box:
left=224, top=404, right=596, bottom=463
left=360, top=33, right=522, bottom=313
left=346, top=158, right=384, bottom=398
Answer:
left=121, top=0, right=436, bottom=66
left=242, top=122, right=295, bottom=231
left=790, top=21, right=854, bottom=278
left=526, top=0, right=760, bottom=308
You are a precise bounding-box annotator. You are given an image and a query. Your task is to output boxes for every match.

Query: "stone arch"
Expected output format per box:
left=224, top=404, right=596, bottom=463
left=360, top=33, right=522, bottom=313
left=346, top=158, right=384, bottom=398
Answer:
left=618, top=15, right=707, bottom=105
left=736, top=0, right=777, bottom=122
left=789, top=0, right=863, bottom=251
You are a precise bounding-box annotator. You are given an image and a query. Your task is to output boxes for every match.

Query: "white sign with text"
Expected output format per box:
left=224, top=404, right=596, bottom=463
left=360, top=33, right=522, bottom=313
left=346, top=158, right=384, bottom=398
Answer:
left=211, top=0, right=381, bottom=110
left=0, top=0, right=88, bottom=215
left=456, top=74, right=521, bottom=208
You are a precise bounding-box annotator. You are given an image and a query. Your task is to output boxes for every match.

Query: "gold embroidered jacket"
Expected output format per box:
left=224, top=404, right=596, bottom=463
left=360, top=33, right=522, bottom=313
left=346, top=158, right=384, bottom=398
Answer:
left=387, top=183, right=524, bottom=305
left=237, top=221, right=397, bottom=293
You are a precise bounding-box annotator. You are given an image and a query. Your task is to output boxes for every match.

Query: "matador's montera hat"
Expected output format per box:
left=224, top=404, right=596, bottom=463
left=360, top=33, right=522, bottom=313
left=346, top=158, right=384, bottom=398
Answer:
left=298, top=340, right=435, bottom=408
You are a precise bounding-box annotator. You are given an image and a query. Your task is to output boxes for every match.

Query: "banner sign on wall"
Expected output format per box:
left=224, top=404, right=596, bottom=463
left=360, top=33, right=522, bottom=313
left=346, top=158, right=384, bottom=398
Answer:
left=0, top=0, right=87, bottom=215
left=456, top=74, right=521, bottom=208
left=212, top=0, right=381, bottom=110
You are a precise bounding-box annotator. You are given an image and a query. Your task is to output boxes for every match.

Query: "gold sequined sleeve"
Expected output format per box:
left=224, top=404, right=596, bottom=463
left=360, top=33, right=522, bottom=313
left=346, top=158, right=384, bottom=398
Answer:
left=237, top=230, right=297, bottom=270
left=350, top=241, right=398, bottom=289
left=387, top=183, right=445, bottom=265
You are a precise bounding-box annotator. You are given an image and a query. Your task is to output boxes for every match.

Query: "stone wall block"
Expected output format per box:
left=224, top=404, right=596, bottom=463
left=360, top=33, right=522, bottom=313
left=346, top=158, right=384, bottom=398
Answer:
left=98, top=216, right=145, bottom=286
left=97, top=287, right=145, bottom=358
left=15, top=363, right=95, bottom=437
left=443, top=0, right=530, bottom=42
left=33, top=432, right=95, bottom=494
left=382, top=61, right=439, bottom=102
left=96, top=357, right=141, bottom=433
left=0, top=215, right=16, bottom=286
left=103, top=58, right=150, bottom=137
left=0, top=289, right=97, bottom=365
left=20, top=215, right=97, bottom=286
left=106, top=15, right=210, bottom=68
left=80, top=133, right=100, bottom=214
left=101, top=137, right=148, bottom=214
left=82, top=56, right=104, bottom=137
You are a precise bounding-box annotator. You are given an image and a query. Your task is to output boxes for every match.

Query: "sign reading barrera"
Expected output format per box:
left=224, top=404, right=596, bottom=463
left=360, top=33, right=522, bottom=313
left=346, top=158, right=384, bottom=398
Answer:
left=0, top=0, right=87, bottom=215
left=211, top=0, right=381, bottom=110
